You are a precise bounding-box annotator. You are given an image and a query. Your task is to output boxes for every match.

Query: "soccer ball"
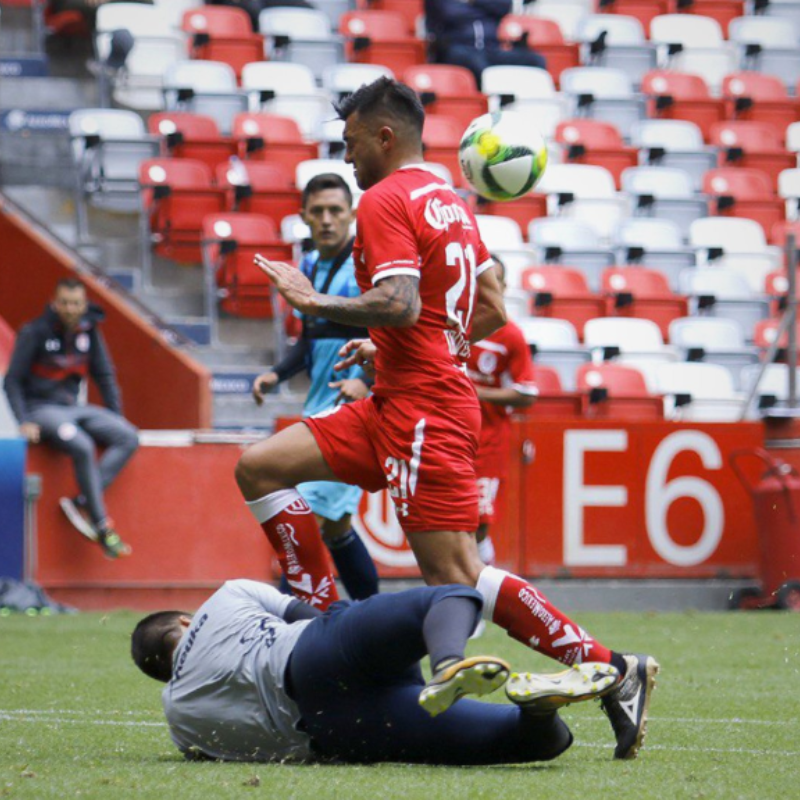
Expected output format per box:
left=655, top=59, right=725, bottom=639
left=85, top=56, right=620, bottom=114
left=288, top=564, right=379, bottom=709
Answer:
left=458, top=111, right=548, bottom=202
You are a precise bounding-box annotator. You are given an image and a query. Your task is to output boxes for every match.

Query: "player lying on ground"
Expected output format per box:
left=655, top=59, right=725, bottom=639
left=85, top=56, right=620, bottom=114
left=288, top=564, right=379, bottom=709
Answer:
left=241, top=77, right=659, bottom=759
left=131, top=579, right=619, bottom=764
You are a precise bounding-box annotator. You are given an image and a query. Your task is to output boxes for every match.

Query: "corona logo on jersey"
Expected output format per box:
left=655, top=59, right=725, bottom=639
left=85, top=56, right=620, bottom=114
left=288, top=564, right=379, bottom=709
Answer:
left=423, top=197, right=473, bottom=231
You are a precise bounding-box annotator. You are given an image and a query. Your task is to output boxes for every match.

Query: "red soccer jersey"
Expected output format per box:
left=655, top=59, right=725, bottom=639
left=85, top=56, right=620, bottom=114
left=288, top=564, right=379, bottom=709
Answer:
left=353, top=165, right=493, bottom=402
left=467, top=320, right=538, bottom=454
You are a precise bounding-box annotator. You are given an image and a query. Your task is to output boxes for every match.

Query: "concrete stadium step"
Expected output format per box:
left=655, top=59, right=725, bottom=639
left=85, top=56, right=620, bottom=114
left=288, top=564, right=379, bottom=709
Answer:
left=212, top=392, right=304, bottom=430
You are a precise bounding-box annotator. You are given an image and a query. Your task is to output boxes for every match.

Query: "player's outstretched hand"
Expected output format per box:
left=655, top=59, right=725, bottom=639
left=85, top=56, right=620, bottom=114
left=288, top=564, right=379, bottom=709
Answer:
left=252, top=371, right=279, bottom=406
left=254, top=254, right=317, bottom=314
left=334, top=339, right=376, bottom=378
left=329, top=377, right=370, bottom=404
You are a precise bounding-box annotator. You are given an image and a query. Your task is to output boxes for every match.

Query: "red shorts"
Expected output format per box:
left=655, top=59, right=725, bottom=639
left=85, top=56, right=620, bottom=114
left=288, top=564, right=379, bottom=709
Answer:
left=305, top=395, right=480, bottom=533
left=475, top=445, right=507, bottom=526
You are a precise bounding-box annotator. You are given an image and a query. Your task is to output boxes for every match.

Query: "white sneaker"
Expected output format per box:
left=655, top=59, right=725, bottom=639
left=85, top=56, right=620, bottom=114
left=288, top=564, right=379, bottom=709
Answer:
left=419, top=656, right=510, bottom=717
left=506, top=662, right=620, bottom=714
left=59, top=498, right=98, bottom=542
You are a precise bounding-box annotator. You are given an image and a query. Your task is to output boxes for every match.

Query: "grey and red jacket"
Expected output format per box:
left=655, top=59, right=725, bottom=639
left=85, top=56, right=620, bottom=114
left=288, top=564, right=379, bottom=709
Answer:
left=3, top=304, right=122, bottom=423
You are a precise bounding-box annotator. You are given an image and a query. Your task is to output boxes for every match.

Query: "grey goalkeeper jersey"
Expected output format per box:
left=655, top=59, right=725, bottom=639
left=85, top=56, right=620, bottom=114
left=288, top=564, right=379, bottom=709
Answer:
left=161, top=580, right=314, bottom=762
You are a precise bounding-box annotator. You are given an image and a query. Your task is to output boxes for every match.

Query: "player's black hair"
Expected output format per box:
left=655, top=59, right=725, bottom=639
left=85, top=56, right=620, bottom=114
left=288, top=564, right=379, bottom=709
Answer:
left=335, top=76, right=424, bottom=138
left=131, top=611, right=188, bottom=682
left=302, top=172, right=353, bottom=209
left=55, top=277, right=85, bottom=292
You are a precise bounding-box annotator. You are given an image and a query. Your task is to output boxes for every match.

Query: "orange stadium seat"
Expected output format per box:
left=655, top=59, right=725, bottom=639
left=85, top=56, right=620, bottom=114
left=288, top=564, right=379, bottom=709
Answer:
left=497, top=15, right=581, bottom=88
left=555, top=119, right=639, bottom=189
left=703, top=167, right=785, bottom=240
left=596, top=0, right=670, bottom=36
left=524, top=364, right=584, bottom=418
left=710, top=120, right=796, bottom=187
left=421, top=114, right=466, bottom=188
left=139, top=158, right=227, bottom=264
left=340, top=10, right=426, bottom=75
left=477, top=195, right=549, bottom=243
left=576, top=361, right=664, bottom=419
left=356, top=0, right=423, bottom=35
left=148, top=113, right=239, bottom=175
left=182, top=6, right=264, bottom=81
left=202, top=212, right=294, bottom=317
left=215, top=160, right=302, bottom=227
left=600, top=266, right=689, bottom=340
left=520, top=265, right=606, bottom=339
left=641, top=70, right=727, bottom=142
left=723, top=72, right=800, bottom=138
left=753, top=318, right=800, bottom=363
left=404, top=65, right=488, bottom=133
left=231, top=113, right=318, bottom=175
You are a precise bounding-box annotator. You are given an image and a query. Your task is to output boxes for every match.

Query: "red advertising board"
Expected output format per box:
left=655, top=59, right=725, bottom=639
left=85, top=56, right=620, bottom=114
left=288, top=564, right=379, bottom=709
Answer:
left=350, top=419, right=764, bottom=579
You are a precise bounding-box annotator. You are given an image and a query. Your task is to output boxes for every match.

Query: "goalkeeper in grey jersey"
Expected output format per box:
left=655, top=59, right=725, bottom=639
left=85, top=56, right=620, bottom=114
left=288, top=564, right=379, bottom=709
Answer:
left=131, top=580, right=618, bottom=765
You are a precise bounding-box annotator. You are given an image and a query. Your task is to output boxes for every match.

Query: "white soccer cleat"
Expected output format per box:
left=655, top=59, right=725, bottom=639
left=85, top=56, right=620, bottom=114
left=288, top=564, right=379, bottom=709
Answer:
left=59, top=497, right=98, bottom=542
left=419, top=656, right=510, bottom=717
left=506, top=662, right=620, bottom=714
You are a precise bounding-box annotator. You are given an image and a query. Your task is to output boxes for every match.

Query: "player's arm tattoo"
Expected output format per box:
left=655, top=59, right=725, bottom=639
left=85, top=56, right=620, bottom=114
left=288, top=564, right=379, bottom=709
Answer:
left=310, top=275, right=421, bottom=328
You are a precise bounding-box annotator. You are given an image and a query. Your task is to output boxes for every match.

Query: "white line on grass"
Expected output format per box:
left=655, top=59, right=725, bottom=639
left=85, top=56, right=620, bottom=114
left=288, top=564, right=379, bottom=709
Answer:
left=2, top=711, right=799, bottom=756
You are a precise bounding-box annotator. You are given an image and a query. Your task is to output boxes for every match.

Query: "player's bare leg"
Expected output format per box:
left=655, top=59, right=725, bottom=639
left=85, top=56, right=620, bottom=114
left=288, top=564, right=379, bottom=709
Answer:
left=405, top=530, right=659, bottom=760
left=236, top=423, right=342, bottom=609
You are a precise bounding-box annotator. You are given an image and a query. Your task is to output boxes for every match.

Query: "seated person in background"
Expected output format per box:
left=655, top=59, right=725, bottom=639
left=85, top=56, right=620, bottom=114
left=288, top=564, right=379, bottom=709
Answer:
left=132, top=578, right=619, bottom=764
left=3, top=278, right=138, bottom=559
left=425, top=0, right=546, bottom=89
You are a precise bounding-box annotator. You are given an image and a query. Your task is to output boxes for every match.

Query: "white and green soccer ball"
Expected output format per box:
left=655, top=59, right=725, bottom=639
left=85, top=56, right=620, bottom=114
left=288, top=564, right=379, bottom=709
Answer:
left=458, top=111, right=548, bottom=202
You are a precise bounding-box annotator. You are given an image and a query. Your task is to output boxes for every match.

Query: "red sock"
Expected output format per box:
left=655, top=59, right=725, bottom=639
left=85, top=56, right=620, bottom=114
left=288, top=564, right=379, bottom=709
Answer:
left=477, top=566, right=613, bottom=666
left=246, top=489, right=339, bottom=610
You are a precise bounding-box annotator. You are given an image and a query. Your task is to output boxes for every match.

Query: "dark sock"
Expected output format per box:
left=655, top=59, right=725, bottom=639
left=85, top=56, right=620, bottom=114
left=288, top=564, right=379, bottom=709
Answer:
left=278, top=574, right=293, bottom=596
left=423, top=596, right=482, bottom=674
left=326, top=529, right=379, bottom=600
left=610, top=651, right=628, bottom=677
left=74, top=495, right=87, bottom=510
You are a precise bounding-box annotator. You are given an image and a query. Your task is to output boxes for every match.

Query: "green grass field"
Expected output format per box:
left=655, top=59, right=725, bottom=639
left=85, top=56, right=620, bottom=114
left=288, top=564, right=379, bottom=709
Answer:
left=1, top=607, right=799, bottom=800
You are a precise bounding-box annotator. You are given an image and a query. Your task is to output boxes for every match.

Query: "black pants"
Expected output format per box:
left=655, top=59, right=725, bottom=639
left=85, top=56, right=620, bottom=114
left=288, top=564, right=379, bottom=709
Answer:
left=289, top=585, right=573, bottom=765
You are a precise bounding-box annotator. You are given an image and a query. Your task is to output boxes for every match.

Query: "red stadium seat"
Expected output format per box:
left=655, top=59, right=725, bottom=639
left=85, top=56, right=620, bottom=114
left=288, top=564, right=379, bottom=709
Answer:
left=753, top=317, right=800, bottom=364
left=554, top=119, right=639, bottom=189
left=182, top=6, right=264, bottom=81
left=404, top=65, right=488, bottom=133
left=520, top=266, right=606, bottom=339
left=703, top=167, right=785, bottom=240
left=576, top=361, right=664, bottom=419
left=215, top=160, right=302, bottom=226
left=723, top=73, right=800, bottom=138
left=600, top=266, right=689, bottom=340
left=475, top=195, right=549, bottom=237
left=139, top=158, right=228, bottom=264
left=356, top=0, right=423, bottom=35
left=678, top=0, right=744, bottom=37
left=231, top=113, right=318, bottom=175
left=340, top=10, right=426, bottom=74
left=597, top=0, right=670, bottom=37
left=497, top=15, right=581, bottom=88
left=526, top=364, right=584, bottom=418
left=641, top=70, right=727, bottom=142
left=148, top=113, right=239, bottom=175
left=202, top=212, right=293, bottom=317
left=710, top=121, right=796, bottom=187
left=764, top=267, right=800, bottom=316
left=422, top=114, right=466, bottom=188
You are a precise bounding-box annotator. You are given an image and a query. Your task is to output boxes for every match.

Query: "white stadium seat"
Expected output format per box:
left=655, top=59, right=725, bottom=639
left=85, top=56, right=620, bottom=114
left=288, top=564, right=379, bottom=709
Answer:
left=576, top=14, right=657, bottom=86
left=516, top=317, right=591, bottom=389
left=654, top=362, right=745, bottom=421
